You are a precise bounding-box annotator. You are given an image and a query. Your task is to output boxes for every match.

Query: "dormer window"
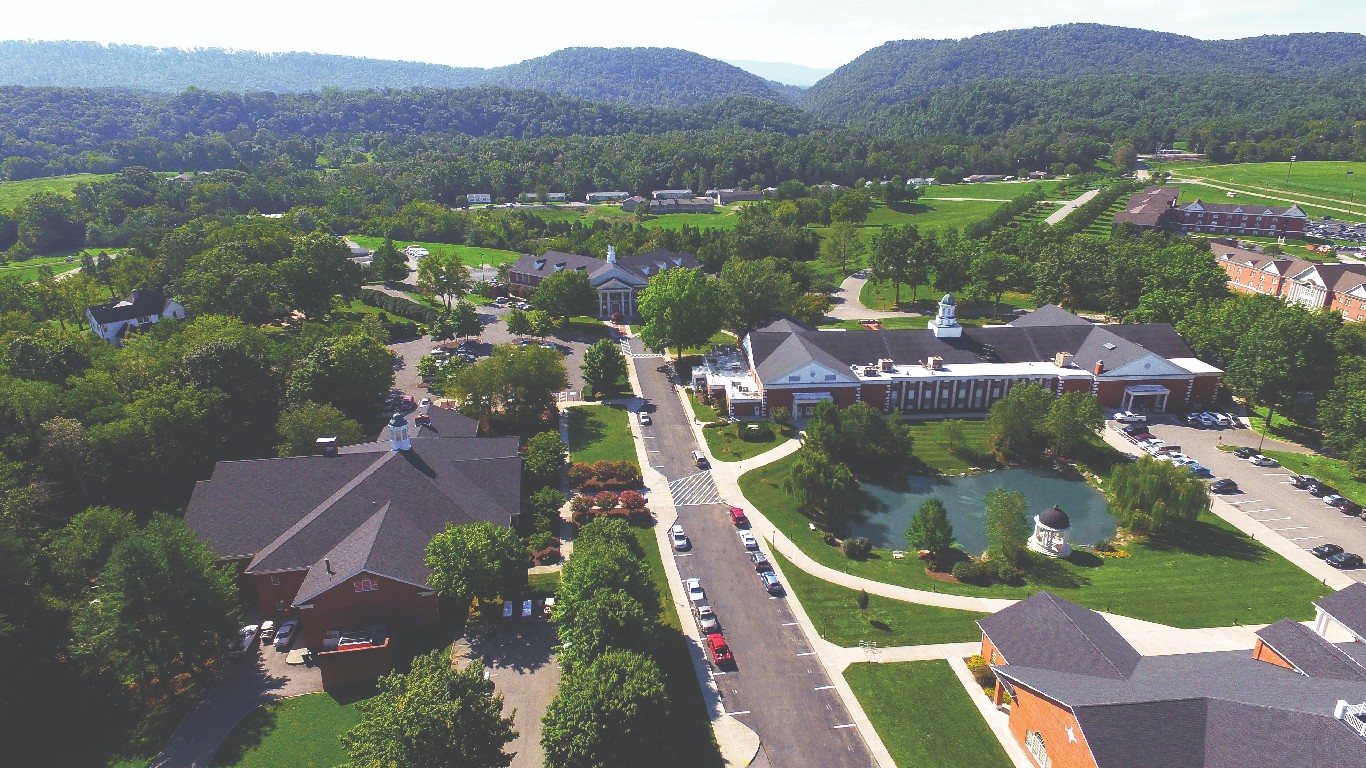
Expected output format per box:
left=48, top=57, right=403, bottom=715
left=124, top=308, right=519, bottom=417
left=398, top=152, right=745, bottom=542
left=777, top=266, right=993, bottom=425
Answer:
left=534, top=260, right=546, bottom=270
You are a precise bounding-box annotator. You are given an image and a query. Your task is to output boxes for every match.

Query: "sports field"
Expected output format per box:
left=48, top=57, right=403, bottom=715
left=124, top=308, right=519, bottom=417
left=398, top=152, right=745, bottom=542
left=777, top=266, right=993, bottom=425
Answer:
left=1166, top=161, right=1366, bottom=219
left=346, top=236, right=522, bottom=269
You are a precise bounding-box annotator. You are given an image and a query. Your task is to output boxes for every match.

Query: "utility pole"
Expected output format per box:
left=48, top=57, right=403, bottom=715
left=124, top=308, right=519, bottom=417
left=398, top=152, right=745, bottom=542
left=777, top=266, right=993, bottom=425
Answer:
left=1287, top=155, right=1297, bottom=183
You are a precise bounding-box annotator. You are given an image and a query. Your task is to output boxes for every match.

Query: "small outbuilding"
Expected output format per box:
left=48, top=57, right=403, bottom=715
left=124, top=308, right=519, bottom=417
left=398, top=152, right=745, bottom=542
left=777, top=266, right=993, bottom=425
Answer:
left=1028, top=504, right=1072, bottom=558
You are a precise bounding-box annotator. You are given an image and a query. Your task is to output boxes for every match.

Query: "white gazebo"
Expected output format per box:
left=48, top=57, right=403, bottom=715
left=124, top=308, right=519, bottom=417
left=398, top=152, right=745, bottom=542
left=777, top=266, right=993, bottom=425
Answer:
left=1028, top=505, right=1072, bottom=558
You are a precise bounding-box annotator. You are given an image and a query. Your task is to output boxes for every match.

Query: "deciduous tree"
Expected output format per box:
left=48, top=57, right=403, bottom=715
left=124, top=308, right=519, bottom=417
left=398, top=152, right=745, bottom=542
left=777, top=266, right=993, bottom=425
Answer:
left=275, top=401, right=365, bottom=457
left=986, top=383, right=1053, bottom=460
left=984, top=488, right=1031, bottom=565
left=417, top=250, right=472, bottom=310
left=718, top=257, right=795, bottom=337
left=424, top=522, right=527, bottom=605
left=581, top=338, right=627, bottom=397
left=1042, top=392, right=1104, bottom=459
left=905, top=496, right=956, bottom=569
left=533, top=269, right=596, bottom=327
left=819, top=222, right=865, bottom=277
left=1108, top=455, right=1210, bottom=534
left=541, top=650, right=671, bottom=768
left=370, top=237, right=409, bottom=283
left=637, top=266, right=721, bottom=358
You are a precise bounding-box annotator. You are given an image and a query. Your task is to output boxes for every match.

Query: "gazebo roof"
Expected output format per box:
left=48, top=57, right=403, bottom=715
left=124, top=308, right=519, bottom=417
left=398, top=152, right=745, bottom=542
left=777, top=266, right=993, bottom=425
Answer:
left=1038, top=505, right=1071, bottom=531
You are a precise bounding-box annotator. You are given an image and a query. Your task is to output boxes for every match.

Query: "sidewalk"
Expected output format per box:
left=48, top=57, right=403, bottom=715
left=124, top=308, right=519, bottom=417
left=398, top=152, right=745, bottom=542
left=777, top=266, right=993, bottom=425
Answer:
left=1043, top=187, right=1100, bottom=225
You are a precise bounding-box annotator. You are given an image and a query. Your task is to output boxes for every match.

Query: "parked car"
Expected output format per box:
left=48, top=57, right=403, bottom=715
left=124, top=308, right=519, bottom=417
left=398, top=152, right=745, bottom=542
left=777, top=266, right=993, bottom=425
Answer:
left=274, top=620, right=298, bottom=650
left=419, top=397, right=431, bottom=408
left=1184, top=413, right=1201, bottom=426
left=1211, top=478, right=1239, bottom=494
left=1232, top=447, right=1257, bottom=459
left=1187, top=464, right=1213, bottom=478
left=1310, top=482, right=1338, bottom=497
left=1198, top=413, right=1218, bottom=427
left=1113, top=411, right=1146, bottom=424
left=521, top=599, right=534, bottom=620
left=705, top=633, right=733, bottom=666
left=259, top=620, right=278, bottom=644
left=1312, top=543, right=1344, bottom=559
left=1328, top=552, right=1364, bottom=569
left=1221, top=412, right=1241, bottom=427
left=229, top=624, right=260, bottom=657
left=399, top=395, right=416, bottom=411
left=1341, top=500, right=1363, bottom=517
left=1249, top=455, right=1279, bottom=467
left=1290, top=475, right=1316, bottom=489
left=729, top=507, right=750, bottom=528
left=1324, top=495, right=1349, bottom=507
left=758, top=571, right=785, bottom=596
left=683, top=577, right=706, bottom=602
left=638, top=412, right=652, bottom=425
left=749, top=551, right=773, bottom=572
left=503, top=600, right=514, bottom=620
left=692, top=450, right=710, bottom=469
left=694, top=603, right=719, bottom=633
left=1214, top=413, right=1234, bottom=427
left=739, top=531, right=759, bottom=550
left=670, top=524, right=691, bottom=551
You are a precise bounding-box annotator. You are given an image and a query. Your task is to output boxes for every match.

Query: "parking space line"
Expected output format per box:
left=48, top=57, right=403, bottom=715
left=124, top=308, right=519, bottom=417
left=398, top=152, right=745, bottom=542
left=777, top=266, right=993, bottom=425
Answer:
left=782, top=622, right=799, bottom=626
left=726, top=710, right=751, bottom=716
left=1246, top=509, right=1278, bottom=515
left=1287, top=536, right=1323, bottom=542
left=1227, top=500, right=1261, bottom=505
left=641, top=435, right=657, bottom=439
left=814, top=685, right=835, bottom=690
left=1270, top=526, right=1309, bottom=532
left=674, top=553, right=692, bottom=557
left=1254, top=516, right=1290, bottom=522
left=797, top=651, right=816, bottom=657
left=1264, top=472, right=1290, bottom=477
left=833, top=724, right=857, bottom=729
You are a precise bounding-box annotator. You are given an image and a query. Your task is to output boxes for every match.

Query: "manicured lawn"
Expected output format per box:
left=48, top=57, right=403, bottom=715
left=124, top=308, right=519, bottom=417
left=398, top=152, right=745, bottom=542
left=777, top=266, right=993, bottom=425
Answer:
left=567, top=404, right=638, bottom=466
left=774, top=551, right=985, bottom=647
left=346, top=235, right=523, bottom=268
left=681, top=329, right=737, bottom=356
left=859, top=280, right=1033, bottom=317
left=0, top=172, right=119, bottom=211
left=528, top=570, right=562, bottom=598
left=1263, top=450, right=1366, bottom=502
left=1244, top=404, right=1321, bottom=447
left=0, top=253, right=83, bottom=282
left=1164, top=177, right=1363, bottom=222
left=740, top=453, right=1332, bottom=627
left=209, top=691, right=368, bottom=768
left=844, top=660, right=1011, bottom=768
left=687, top=392, right=720, bottom=422
left=1172, top=160, right=1366, bottom=218
left=700, top=419, right=793, bottom=462
left=920, top=179, right=1065, bottom=200
left=903, top=419, right=993, bottom=475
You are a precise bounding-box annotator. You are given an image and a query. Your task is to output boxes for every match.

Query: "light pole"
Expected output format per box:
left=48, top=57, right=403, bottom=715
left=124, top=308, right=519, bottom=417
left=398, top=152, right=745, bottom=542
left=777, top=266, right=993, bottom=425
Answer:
left=1287, top=155, right=1296, bottom=183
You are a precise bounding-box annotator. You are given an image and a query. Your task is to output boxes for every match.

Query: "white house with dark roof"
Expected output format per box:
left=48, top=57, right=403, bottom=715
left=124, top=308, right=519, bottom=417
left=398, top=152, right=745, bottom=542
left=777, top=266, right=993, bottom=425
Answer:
left=507, top=245, right=701, bottom=319
left=86, top=289, right=185, bottom=346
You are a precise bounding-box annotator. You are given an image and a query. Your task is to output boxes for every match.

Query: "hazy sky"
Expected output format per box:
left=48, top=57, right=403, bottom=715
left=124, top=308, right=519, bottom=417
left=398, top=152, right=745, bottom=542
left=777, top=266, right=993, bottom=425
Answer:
left=6, top=0, right=1364, bottom=69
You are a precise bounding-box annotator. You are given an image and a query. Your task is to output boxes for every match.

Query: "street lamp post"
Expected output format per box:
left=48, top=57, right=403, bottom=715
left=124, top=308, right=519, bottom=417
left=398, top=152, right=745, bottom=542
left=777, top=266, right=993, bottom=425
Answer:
left=1287, top=155, right=1297, bottom=182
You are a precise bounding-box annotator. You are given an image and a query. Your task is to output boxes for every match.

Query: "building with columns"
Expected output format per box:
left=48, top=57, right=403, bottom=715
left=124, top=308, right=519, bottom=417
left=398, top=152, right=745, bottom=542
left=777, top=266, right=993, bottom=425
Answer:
left=695, top=298, right=1222, bottom=419
left=1215, top=241, right=1366, bottom=322
left=508, top=246, right=700, bottom=320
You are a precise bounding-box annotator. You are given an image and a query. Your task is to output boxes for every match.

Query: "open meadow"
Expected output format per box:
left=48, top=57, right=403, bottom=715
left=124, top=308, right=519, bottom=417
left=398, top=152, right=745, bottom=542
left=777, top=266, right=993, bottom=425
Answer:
left=1164, top=160, right=1366, bottom=219
left=0, top=173, right=118, bottom=212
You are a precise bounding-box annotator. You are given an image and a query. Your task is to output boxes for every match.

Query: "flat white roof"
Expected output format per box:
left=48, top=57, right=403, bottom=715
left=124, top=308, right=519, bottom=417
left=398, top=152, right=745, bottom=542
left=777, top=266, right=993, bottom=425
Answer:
left=854, top=360, right=1095, bottom=381
left=1170, top=357, right=1223, bottom=374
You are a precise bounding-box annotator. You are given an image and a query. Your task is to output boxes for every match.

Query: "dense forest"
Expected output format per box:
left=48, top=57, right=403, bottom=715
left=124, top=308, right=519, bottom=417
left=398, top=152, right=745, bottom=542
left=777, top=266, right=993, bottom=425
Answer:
left=0, top=41, right=794, bottom=106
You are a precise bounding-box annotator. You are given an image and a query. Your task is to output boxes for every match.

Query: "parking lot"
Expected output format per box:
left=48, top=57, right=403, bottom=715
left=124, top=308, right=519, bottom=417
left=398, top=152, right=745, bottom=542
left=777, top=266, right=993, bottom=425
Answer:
left=1108, top=414, right=1366, bottom=581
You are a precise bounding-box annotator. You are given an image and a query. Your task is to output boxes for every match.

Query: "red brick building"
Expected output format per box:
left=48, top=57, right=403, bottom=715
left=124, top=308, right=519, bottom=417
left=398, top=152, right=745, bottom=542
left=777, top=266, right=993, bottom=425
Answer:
left=1215, top=241, right=1366, bottom=322
left=696, top=301, right=1222, bottom=418
left=185, top=408, right=521, bottom=663
left=979, top=590, right=1366, bottom=768
left=1114, top=186, right=1308, bottom=239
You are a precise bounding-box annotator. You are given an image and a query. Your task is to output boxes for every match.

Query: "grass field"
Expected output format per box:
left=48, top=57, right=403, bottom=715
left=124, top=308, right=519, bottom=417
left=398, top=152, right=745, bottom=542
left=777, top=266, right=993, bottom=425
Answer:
left=1263, top=450, right=1366, bottom=502
left=0, top=173, right=118, bottom=212
left=1173, top=161, right=1366, bottom=215
left=845, top=661, right=1011, bottom=768
left=346, top=236, right=522, bottom=269
left=741, top=453, right=1332, bottom=627
left=0, top=253, right=84, bottom=282
left=774, top=551, right=985, bottom=647
left=903, top=419, right=994, bottom=475
left=209, top=691, right=369, bottom=768
left=700, top=420, right=792, bottom=462
left=920, top=179, right=1066, bottom=201
left=859, top=280, right=1033, bottom=318
left=567, top=404, right=638, bottom=466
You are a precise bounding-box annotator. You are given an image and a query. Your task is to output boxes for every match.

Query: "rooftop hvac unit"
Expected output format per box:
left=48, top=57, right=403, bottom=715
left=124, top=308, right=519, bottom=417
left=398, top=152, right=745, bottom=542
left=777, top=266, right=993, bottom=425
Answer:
left=879, top=358, right=895, bottom=372
left=925, top=356, right=943, bottom=370
left=1054, top=352, right=1075, bottom=368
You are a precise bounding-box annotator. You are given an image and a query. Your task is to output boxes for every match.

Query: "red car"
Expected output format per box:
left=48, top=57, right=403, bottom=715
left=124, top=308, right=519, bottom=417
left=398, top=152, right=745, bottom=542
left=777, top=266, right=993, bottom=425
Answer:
left=729, top=507, right=749, bottom=528
left=705, top=633, right=732, bottom=666
left=399, top=395, right=416, bottom=411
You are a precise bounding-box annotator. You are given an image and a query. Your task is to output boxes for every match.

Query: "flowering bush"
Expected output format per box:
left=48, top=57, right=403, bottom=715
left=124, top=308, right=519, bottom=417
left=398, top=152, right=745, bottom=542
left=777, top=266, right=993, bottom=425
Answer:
left=618, top=490, right=647, bottom=511
left=594, top=491, right=619, bottom=510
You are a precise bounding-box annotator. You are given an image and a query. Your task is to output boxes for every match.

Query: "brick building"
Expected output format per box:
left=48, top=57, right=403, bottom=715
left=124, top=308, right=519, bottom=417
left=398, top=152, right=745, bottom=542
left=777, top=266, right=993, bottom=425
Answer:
left=185, top=407, right=520, bottom=669
left=1214, top=242, right=1366, bottom=322
left=695, top=299, right=1222, bottom=419
left=508, top=246, right=700, bottom=319
left=978, top=589, right=1366, bottom=768
left=1114, top=186, right=1307, bottom=239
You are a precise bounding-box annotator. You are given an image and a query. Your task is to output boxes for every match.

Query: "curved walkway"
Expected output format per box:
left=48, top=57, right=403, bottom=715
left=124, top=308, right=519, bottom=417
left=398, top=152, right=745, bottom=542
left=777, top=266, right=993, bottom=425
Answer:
left=827, top=275, right=916, bottom=321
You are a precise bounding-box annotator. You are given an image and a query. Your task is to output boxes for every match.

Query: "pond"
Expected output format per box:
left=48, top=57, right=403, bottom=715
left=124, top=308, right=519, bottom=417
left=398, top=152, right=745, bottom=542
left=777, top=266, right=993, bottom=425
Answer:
left=848, top=468, right=1115, bottom=555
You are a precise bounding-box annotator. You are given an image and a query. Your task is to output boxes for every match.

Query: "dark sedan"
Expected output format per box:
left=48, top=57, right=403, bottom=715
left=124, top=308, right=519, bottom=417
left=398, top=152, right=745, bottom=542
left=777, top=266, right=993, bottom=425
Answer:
left=1312, top=543, right=1344, bottom=559
left=1328, top=552, right=1364, bottom=570
left=1290, top=475, right=1316, bottom=489
left=1309, top=482, right=1337, bottom=498
left=1210, top=478, right=1238, bottom=494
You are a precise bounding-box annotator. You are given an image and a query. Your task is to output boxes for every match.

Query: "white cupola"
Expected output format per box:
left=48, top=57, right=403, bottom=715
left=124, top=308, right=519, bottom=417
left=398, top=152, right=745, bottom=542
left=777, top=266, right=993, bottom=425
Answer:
left=387, top=411, right=412, bottom=451
left=1028, top=505, right=1073, bottom=558
left=928, top=293, right=963, bottom=338
left=606, top=244, right=617, bottom=264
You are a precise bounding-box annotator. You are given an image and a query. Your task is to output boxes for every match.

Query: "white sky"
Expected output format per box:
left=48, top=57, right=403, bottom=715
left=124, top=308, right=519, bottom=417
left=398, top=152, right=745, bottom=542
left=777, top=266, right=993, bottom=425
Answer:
left=5, top=0, right=1364, bottom=69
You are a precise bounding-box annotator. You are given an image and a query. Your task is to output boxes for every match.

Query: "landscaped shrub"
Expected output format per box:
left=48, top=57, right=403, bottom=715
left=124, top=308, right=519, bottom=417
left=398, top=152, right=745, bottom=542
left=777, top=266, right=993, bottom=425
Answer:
left=572, top=460, right=642, bottom=492
left=823, top=532, right=839, bottom=547
left=568, top=462, right=593, bottom=488
left=569, top=494, right=595, bottom=517
left=594, top=491, right=619, bottom=511
left=843, top=536, right=872, bottom=560
left=359, top=287, right=438, bottom=322
left=951, top=559, right=996, bottom=584
left=618, top=490, right=646, bottom=512
left=993, top=560, right=1024, bottom=584
left=966, top=654, right=995, bottom=688
left=737, top=423, right=774, bottom=442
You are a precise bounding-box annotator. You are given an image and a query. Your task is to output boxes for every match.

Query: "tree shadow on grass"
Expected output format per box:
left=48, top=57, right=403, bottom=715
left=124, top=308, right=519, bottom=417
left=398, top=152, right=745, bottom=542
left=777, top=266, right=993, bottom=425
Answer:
left=1024, top=554, right=1093, bottom=590
left=566, top=407, right=606, bottom=452
left=208, top=706, right=278, bottom=766
left=1140, top=520, right=1266, bottom=562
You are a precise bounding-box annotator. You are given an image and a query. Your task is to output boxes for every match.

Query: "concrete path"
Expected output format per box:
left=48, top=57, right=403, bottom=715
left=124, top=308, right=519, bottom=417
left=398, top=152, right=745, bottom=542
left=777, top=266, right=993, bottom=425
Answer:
left=826, top=274, right=916, bottom=321
left=1044, top=188, right=1101, bottom=225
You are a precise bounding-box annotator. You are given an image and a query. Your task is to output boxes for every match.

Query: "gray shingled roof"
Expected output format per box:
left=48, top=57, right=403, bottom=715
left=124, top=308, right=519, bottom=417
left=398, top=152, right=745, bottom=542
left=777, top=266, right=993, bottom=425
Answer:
left=1006, top=304, right=1094, bottom=328
left=184, top=436, right=521, bottom=601
left=752, top=332, right=860, bottom=384
left=977, top=591, right=1140, bottom=680
left=1316, top=583, right=1366, bottom=640
left=87, top=289, right=170, bottom=324
left=509, top=250, right=602, bottom=278
left=615, top=249, right=700, bottom=277
left=1256, top=619, right=1366, bottom=682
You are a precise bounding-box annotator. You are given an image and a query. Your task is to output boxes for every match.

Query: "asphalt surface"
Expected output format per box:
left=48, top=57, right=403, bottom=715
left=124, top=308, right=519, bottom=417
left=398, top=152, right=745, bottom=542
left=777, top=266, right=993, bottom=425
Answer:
left=628, top=338, right=874, bottom=768
left=1116, top=416, right=1366, bottom=582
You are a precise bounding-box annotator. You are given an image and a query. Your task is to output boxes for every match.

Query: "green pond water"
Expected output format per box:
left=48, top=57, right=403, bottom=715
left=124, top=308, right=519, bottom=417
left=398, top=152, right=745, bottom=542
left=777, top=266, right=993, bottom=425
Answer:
left=849, top=468, right=1115, bottom=555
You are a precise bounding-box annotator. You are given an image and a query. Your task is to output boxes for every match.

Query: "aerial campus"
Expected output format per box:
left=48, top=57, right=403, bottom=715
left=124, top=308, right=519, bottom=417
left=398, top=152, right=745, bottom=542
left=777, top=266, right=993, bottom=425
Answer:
left=9, top=11, right=1366, bottom=768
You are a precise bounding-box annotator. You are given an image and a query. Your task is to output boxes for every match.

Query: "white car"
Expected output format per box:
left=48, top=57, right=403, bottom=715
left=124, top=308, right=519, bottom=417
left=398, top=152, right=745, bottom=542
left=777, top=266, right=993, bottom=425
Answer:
left=638, top=412, right=652, bottom=425
left=259, top=620, right=277, bottom=644
left=1113, top=411, right=1146, bottom=424
left=739, top=531, right=759, bottom=550
left=694, top=603, right=719, bottom=633
left=683, top=577, right=706, bottom=602
left=670, top=524, right=690, bottom=551
left=1198, top=413, right=1217, bottom=427
left=1249, top=455, right=1280, bottom=467
left=274, top=620, right=298, bottom=650
left=1214, top=413, right=1233, bottom=426
left=230, top=624, right=260, bottom=657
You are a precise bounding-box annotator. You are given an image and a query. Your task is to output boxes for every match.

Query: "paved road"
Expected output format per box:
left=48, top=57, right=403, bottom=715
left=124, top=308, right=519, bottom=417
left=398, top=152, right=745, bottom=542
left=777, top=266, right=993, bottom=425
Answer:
left=629, top=339, right=874, bottom=768
left=826, top=275, right=915, bottom=321
left=1130, top=417, right=1366, bottom=582
left=1044, top=188, right=1101, bottom=225
left=151, top=643, right=322, bottom=767
left=462, top=623, right=561, bottom=768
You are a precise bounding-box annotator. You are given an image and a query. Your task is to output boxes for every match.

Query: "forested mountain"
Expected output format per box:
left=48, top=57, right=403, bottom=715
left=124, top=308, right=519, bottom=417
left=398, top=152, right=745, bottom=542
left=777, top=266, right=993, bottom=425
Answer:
left=803, top=24, right=1366, bottom=120
left=0, top=40, right=794, bottom=107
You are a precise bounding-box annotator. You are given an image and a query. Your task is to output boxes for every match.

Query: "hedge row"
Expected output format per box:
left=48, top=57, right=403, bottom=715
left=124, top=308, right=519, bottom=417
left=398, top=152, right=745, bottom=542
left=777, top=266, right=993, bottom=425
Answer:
left=963, top=185, right=1049, bottom=240
left=359, top=287, right=438, bottom=323
left=1049, top=180, right=1145, bottom=237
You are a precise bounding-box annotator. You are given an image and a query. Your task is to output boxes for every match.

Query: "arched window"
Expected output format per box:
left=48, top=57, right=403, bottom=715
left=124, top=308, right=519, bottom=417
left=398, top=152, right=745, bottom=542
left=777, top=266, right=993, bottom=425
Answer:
left=1025, top=731, right=1051, bottom=768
